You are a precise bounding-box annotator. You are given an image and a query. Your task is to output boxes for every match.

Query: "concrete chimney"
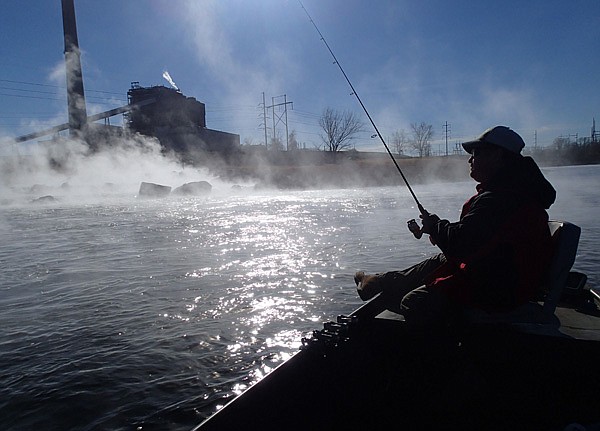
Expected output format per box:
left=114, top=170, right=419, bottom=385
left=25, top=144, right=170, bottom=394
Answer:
left=61, top=0, right=88, bottom=135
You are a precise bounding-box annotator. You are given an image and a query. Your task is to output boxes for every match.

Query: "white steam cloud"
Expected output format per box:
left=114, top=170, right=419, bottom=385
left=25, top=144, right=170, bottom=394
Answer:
left=0, top=133, right=231, bottom=206
left=162, top=70, right=179, bottom=91
left=176, top=1, right=302, bottom=144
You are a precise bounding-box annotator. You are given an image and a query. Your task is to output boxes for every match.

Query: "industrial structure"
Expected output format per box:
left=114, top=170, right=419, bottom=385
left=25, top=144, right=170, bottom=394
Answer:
left=15, top=0, right=240, bottom=160
left=126, top=83, right=239, bottom=155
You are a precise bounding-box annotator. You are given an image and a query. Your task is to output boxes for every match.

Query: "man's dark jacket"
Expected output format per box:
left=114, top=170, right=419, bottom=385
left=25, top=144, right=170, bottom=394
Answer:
left=427, top=156, right=556, bottom=312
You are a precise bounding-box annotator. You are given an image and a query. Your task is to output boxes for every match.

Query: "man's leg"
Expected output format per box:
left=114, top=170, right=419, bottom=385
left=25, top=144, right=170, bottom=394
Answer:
left=400, top=285, right=462, bottom=329
left=354, top=254, right=446, bottom=303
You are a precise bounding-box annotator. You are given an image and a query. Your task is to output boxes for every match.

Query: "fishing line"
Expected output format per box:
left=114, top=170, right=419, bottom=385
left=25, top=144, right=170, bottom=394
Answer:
left=298, top=0, right=425, bottom=215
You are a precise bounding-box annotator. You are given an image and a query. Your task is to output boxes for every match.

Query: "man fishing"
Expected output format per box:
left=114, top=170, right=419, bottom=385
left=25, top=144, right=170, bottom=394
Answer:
left=354, top=126, right=557, bottom=328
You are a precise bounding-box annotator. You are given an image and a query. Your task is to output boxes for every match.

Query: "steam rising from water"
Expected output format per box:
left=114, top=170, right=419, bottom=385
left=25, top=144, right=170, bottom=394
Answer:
left=0, top=134, right=230, bottom=205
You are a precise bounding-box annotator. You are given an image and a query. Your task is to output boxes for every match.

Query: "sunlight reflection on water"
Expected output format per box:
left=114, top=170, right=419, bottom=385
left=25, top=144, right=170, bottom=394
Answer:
left=2, top=166, right=599, bottom=430
left=164, top=191, right=383, bottom=391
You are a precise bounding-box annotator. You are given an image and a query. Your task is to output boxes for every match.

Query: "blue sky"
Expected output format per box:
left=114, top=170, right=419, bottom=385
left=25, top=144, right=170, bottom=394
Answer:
left=1, top=0, right=599, bottom=154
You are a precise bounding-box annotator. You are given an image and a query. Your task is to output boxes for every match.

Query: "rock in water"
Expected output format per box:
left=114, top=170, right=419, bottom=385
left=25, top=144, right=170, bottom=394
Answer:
left=138, top=182, right=172, bottom=198
left=32, top=195, right=58, bottom=204
left=172, top=181, right=212, bottom=196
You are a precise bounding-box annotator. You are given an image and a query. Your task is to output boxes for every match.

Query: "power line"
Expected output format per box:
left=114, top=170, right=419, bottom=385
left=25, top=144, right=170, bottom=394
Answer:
left=0, top=85, right=63, bottom=96
left=0, top=78, right=123, bottom=96
left=0, top=92, right=126, bottom=103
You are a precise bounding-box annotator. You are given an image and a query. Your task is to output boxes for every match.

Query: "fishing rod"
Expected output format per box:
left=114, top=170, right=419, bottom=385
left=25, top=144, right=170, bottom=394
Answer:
left=298, top=1, right=427, bottom=228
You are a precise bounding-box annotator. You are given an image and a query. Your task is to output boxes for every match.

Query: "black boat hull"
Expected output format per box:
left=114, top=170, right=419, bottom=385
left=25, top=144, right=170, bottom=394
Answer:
left=196, top=315, right=600, bottom=430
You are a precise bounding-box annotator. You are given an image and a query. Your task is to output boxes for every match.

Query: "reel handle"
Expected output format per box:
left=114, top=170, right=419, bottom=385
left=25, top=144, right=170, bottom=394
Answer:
left=407, top=219, right=423, bottom=239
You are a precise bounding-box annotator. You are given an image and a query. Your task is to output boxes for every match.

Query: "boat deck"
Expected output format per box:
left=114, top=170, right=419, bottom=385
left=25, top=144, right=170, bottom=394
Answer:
left=196, top=288, right=600, bottom=430
left=554, top=304, right=600, bottom=340
left=374, top=290, right=600, bottom=341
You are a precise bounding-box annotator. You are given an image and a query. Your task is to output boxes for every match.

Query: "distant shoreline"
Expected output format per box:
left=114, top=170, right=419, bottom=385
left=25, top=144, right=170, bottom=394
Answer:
left=207, top=149, right=596, bottom=190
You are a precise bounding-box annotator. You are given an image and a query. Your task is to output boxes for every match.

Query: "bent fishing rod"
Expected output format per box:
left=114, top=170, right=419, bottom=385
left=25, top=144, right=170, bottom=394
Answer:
left=298, top=1, right=429, bottom=237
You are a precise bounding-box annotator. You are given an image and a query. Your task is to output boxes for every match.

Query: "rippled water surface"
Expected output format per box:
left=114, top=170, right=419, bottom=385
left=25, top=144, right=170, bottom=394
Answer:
left=1, top=165, right=598, bottom=430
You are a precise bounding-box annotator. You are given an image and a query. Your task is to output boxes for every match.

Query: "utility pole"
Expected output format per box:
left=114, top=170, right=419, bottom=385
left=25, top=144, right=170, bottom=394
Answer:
left=260, top=92, right=268, bottom=149
left=454, top=142, right=461, bottom=155
left=567, top=133, right=578, bottom=144
left=443, top=121, right=451, bottom=156
left=267, top=94, right=293, bottom=150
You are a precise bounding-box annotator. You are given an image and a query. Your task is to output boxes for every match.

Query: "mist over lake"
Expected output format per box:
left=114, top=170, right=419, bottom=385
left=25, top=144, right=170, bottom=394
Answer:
left=1, top=164, right=598, bottom=430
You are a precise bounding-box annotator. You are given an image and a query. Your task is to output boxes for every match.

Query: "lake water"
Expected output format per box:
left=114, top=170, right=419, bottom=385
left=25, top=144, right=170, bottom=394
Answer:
left=1, top=164, right=598, bottom=430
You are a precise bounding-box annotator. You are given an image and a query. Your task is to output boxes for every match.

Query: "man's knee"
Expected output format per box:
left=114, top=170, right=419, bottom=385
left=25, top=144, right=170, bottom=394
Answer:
left=400, top=286, right=448, bottom=327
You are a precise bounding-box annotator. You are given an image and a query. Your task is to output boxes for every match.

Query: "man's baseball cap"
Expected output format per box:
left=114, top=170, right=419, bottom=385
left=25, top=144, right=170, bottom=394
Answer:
left=462, top=126, right=525, bottom=154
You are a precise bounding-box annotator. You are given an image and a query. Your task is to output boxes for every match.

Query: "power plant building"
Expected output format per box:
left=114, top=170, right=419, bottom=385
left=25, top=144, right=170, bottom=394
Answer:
left=16, top=0, right=241, bottom=161
left=126, top=82, right=240, bottom=155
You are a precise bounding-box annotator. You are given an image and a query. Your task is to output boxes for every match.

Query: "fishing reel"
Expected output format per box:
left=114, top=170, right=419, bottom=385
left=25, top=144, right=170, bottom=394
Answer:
left=407, top=219, right=423, bottom=239
left=408, top=213, right=438, bottom=245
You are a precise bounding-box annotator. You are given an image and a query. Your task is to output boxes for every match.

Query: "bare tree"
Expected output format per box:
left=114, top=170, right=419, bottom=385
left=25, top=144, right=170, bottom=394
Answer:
left=319, top=107, right=364, bottom=153
left=391, top=129, right=409, bottom=156
left=270, top=133, right=284, bottom=151
left=553, top=136, right=569, bottom=152
left=411, top=122, right=434, bottom=157
left=288, top=130, right=299, bottom=151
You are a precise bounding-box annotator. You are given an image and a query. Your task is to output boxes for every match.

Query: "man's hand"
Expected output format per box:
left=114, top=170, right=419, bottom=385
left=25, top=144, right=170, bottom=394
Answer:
left=419, top=211, right=440, bottom=235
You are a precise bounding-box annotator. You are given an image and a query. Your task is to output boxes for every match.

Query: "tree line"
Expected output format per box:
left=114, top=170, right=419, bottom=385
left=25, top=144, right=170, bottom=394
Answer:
left=316, top=107, right=600, bottom=165
left=317, top=107, right=434, bottom=157
left=247, top=106, right=600, bottom=165
left=527, top=136, right=600, bottom=165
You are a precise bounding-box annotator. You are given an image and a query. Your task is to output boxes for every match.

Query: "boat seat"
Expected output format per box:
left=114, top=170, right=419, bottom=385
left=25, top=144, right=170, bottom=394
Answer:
left=466, top=220, right=581, bottom=328
left=541, top=221, right=582, bottom=314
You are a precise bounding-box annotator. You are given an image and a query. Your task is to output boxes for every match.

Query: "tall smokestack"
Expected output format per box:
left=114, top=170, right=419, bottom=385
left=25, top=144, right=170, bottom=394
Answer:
left=61, top=0, right=88, bottom=136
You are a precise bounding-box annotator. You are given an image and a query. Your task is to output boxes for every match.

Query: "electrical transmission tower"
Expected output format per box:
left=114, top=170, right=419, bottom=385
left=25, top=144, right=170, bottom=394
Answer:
left=443, top=121, right=451, bottom=156
left=259, top=92, right=269, bottom=148
left=267, top=94, right=293, bottom=150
